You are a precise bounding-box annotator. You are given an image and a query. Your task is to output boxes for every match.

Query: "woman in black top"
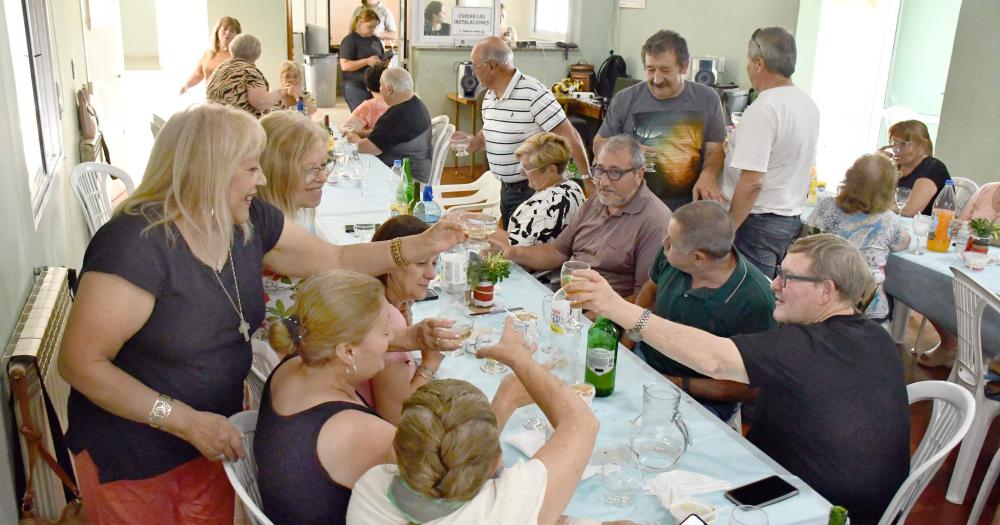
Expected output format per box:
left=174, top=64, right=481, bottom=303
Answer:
left=886, top=119, right=952, bottom=216
left=423, top=1, right=451, bottom=36
left=57, top=104, right=464, bottom=522
left=340, top=8, right=385, bottom=111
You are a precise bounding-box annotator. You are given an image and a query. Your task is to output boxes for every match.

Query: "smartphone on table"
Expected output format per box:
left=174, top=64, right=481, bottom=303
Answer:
left=724, top=475, right=799, bottom=507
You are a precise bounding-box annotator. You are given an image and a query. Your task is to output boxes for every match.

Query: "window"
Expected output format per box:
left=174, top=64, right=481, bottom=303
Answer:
left=4, top=0, right=63, bottom=226
left=532, top=0, right=572, bottom=42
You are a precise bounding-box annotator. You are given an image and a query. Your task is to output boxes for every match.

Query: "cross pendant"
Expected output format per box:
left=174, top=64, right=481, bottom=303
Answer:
left=239, top=318, right=251, bottom=342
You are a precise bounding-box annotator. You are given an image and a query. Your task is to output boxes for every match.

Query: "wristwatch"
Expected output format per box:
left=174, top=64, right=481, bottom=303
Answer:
left=148, top=394, right=173, bottom=428
left=626, top=309, right=652, bottom=342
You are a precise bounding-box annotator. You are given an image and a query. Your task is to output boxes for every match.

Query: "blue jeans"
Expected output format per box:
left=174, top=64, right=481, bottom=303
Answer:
left=735, top=213, right=802, bottom=279
left=343, top=81, right=371, bottom=112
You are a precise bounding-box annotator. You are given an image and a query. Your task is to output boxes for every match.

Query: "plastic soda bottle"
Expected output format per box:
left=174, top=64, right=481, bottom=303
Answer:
left=927, top=180, right=956, bottom=252
left=413, top=186, right=442, bottom=225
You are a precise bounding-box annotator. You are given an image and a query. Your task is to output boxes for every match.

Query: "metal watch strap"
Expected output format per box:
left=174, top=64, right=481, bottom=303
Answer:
left=148, top=394, right=173, bottom=428
left=627, top=309, right=651, bottom=342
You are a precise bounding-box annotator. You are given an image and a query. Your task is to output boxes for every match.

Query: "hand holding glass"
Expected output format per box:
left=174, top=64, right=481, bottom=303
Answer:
left=450, top=134, right=473, bottom=157
left=476, top=330, right=508, bottom=374
left=560, top=260, right=591, bottom=288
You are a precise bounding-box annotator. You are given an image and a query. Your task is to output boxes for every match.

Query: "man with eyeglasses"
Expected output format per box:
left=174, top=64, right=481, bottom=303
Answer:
left=453, top=37, right=590, bottom=228
left=595, top=30, right=726, bottom=212
left=566, top=234, right=909, bottom=523
left=700, top=26, right=820, bottom=279
left=490, top=135, right=669, bottom=300
left=632, top=200, right=774, bottom=422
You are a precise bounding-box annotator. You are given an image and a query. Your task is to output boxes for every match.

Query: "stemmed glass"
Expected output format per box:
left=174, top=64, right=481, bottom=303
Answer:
left=450, top=135, right=472, bottom=158
left=731, top=505, right=769, bottom=525
left=894, top=187, right=911, bottom=216
left=476, top=329, right=508, bottom=374
left=912, top=214, right=933, bottom=255
left=438, top=310, right=473, bottom=358
left=560, top=260, right=591, bottom=288
left=460, top=211, right=499, bottom=252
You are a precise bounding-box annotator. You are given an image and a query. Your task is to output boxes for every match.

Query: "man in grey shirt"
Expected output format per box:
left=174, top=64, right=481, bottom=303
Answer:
left=596, top=30, right=726, bottom=211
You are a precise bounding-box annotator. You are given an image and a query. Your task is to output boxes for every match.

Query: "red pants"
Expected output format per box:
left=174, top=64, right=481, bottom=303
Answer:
left=74, top=450, right=234, bottom=525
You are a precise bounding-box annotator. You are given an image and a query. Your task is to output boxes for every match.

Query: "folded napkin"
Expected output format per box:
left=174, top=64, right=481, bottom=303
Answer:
left=642, top=470, right=732, bottom=507
left=504, top=430, right=601, bottom=479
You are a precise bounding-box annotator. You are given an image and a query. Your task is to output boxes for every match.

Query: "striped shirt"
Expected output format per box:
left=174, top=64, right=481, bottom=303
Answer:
left=482, top=70, right=567, bottom=183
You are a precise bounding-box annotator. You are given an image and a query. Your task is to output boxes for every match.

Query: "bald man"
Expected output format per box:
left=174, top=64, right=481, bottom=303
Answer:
left=454, top=37, right=590, bottom=228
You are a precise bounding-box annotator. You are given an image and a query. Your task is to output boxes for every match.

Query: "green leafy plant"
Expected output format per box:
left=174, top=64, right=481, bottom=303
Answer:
left=467, top=251, right=511, bottom=285
left=969, top=218, right=1000, bottom=240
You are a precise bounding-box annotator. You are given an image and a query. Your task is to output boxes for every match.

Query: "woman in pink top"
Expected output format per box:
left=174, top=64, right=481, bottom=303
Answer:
left=357, top=215, right=462, bottom=424
left=959, top=182, right=1000, bottom=222
left=341, top=64, right=389, bottom=137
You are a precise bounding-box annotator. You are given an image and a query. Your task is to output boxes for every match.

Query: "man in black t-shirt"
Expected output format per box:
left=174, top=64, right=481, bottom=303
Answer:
left=348, top=67, right=433, bottom=184
left=566, top=234, right=909, bottom=525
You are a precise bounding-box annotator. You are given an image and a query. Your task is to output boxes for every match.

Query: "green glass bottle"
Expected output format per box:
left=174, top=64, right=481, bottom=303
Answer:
left=585, top=317, right=621, bottom=397
left=402, top=158, right=415, bottom=203
left=827, top=506, right=848, bottom=525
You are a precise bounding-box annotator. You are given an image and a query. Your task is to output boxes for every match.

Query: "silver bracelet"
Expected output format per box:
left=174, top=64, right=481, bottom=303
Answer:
left=148, top=394, right=173, bottom=428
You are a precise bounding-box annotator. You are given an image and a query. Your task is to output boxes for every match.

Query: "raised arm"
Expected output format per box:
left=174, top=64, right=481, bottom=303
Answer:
left=180, top=53, right=208, bottom=94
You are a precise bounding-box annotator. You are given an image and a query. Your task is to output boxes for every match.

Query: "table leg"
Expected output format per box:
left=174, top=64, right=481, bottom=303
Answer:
left=470, top=104, right=477, bottom=178
left=453, top=102, right=460, bottom=170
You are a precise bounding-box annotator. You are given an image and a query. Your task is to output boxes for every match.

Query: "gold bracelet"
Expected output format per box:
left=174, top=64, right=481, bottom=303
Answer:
left=391, top=237, right=410, bottom=267
left=415, top=365, right=435, bottom=382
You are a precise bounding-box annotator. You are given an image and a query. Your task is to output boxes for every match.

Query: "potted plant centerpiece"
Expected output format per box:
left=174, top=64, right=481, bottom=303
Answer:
left=468, top=251, right=511, bottom=308
left=969, top=218, right=1000, bottom=254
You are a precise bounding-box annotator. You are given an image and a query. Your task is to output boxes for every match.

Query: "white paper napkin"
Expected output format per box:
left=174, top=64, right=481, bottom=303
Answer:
left=642, top=470, right=732, bottom=507
left=504, top=430, right=601, bottom=479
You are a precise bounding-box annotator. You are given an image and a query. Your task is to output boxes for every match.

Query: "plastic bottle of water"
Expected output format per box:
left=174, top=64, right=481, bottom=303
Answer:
left=390, top=159, right=403, bottom=181
left=953, top=220, right=970, bottom=252
left=413, top=186, right=442, bottom=225
left=296, top=97, right=305, bottom=114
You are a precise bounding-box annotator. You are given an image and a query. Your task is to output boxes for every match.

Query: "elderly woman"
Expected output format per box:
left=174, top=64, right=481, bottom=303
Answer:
left=256, top=274, right=532, bottom=524
left=493, top=132, right=585, bottom=246
left=207, top=34, right=291, bottom=117
left=180, top=16, right=241, bottom=95
left=805, top=153, right=910, bottom=321
left=885, top=120, right=952, bottom=217
left=276, top=61, right=317, bottom=115
left=423, top=1, right=450, bottom=36
left=341, top=63, right=388, bottom=137
left=340, top=8, right=386, bottom=111
left=57, top=103, right=463, bottom=522
left=347, top=319, right=599, bottom=524
left=960, top=182, right=1000, bottom=223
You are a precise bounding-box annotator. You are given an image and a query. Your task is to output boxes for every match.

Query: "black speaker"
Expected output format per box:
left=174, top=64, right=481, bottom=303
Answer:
left=690, top=58, right=719, bottom=86
left=457, top=62, right=479, bottom=99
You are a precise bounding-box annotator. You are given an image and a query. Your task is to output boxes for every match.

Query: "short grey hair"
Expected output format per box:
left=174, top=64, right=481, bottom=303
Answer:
left=229, top=34, right=261, bottom=62
left=381, top=67, right=414, bottom=92
left=749, top=27, right=796, bottom=78
left=479, top=38, right=513, bottom=66
left=597, top=134, right=643, bottom=170
left=671, top=201, right=733, bottom=258
left=787, top=234, right=876, bottom=308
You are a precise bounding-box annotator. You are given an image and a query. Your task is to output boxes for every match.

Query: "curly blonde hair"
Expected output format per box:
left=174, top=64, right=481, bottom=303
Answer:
left=393, top=379, right=501, bottom=501
left=515, top=132, right=571, bottom=174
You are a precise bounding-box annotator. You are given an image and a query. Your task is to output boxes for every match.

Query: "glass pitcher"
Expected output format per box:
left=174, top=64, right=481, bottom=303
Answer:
left=629, top=382, right=690, bottom=472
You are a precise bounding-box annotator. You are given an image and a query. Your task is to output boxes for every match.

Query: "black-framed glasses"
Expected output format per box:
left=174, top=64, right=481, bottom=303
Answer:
left=589, top=164, right=643, bottom=182
left=775, top=268, right=826, bottom=289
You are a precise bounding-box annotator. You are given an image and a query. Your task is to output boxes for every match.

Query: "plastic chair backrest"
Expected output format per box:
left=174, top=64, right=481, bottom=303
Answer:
left=878, top=381, right=974, bottom=524
left=223, top=410, right=275, bottom=525
left=245, top=350, right=272, bottom=410
left=949, top=267, right=1000, bottom=398
left=429, top=120, right=455, bottom=188
left=70, top=162, right=136, bottom=237
left=436, top=171, right=501, bottom=215
left=951, top=177, right=979, bottom=214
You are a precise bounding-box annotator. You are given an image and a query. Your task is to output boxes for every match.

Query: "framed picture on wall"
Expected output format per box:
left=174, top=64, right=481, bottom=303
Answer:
left=410, top=0, right=501, bottom=46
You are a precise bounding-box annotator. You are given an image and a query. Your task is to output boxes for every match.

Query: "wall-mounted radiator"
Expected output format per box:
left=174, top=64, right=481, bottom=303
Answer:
left=4, top=267, right=74, bottom=520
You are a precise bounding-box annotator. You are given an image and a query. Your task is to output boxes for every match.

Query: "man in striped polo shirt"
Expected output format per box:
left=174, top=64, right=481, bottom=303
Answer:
left=457, top=37, right=590, bottom=228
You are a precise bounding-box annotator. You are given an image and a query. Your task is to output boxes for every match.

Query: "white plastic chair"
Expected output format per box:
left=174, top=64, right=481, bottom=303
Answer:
left=944, top=267, right=1000, bottom=504
left=70, top=162, right=136, bottom=237
left=223, top=410, right=275, bottom=525
left=429, top=116, right=455, bottom=189
left=951, top=177, right=979, bottom=215
left=436, top=170, right=501, bottom=216
left=877, top=380, right=974, bottom=525
left=968, top=443, right=1000, bottom=524
left=244, top=348, right=272, bottom=410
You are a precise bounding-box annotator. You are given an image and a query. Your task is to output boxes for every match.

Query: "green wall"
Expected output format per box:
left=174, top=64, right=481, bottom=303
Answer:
left=886, top=0, right=961, bottom=117
left=208, top=0, right=288, bottom=86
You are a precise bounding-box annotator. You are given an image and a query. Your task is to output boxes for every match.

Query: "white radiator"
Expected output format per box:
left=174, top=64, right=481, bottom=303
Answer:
left=4, top=267, right=73, bottom=520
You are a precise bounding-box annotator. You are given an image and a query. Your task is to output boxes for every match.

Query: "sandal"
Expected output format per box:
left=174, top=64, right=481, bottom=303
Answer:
left=916, top=345, right=957, bottom=368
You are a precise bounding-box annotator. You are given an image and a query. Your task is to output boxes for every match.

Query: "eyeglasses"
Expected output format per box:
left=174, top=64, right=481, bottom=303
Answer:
left=589, top=164, right=643, bottom=182
left=775, top=268, right=826, bottom=289
left=519, top=164, right=547, bottom=176
left=888, top=140, right=911, bottom=149
left=302, top=163, right=328, bottom=182
left=472, top=60, right=492, bottom=71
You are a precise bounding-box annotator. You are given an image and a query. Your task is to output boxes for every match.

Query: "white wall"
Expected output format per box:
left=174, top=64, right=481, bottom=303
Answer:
left=120, top=0, right=159, bottom=67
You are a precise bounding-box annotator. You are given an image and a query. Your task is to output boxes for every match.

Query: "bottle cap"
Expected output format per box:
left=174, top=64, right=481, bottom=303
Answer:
left=393, top=159, right=402, bottom=167
left=422, top=186, right=434, bottom=201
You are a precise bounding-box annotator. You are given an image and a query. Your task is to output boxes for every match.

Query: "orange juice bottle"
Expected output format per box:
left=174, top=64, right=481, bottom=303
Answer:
left=927, top=180, right=956, bottom=252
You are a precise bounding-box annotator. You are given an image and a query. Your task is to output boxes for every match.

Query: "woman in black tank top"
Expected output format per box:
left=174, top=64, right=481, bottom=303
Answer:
left=254, top=271, right=401, bottom=525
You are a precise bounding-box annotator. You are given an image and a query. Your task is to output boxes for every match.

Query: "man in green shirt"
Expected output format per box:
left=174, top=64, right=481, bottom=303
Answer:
left=633, top=200, right=775, bottom=420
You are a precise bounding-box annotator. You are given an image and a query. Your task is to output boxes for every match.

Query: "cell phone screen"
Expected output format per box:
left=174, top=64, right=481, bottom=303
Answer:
left=724, top=476, right=799, bottom=507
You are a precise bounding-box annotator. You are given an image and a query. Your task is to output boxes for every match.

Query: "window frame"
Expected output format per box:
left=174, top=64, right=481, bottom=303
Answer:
left=529, top=0, right=574, bottom=43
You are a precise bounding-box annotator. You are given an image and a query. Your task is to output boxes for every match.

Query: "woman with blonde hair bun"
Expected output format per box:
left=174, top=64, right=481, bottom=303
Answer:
left=347, top=318, right=600, bottom=525
left=58, top=103, right=464, bottom=522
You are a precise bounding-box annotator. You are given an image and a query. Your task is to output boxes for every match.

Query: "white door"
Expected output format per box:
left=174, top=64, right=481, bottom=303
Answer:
left=81, top=0, right=126, bottom=164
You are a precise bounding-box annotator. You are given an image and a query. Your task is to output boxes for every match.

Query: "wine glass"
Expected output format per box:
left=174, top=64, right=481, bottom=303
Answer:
left=894, top=187, right=911, bottom=216
left=460, top=211, right=499, bottom=251
left=450, top=135, right=472, bottom=158
left=560, top=260, right=591, bottom=288
left=439, top=311, right=473, bottom=358
left=912, top=214, right=933, bottom=255
left=476, top=329, right=508, bottom=374
left=731, top=505, right=769, bottom=525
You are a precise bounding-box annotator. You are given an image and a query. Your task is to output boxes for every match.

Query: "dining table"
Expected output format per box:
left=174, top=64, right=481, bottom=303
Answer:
left=314, top=167, right=834, bottom=524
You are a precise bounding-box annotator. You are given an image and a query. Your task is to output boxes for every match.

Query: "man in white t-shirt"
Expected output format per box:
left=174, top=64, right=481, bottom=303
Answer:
left=455, top=37, right=590, bottom=228
left=706, top=27, right=820, bottom=278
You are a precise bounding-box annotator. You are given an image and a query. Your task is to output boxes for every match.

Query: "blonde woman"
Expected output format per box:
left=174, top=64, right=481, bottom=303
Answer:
left=256, top=273, right=529, bottom=524
left=180, top=16, right=241, bottom=95
left=805, top=153, right=910, bottom=321
left=340, top=8, right=386, bottom=111
left=57, top=103, right=464, bottom=522
left=496, top=132, right=584, bottom=246
left=207, top=34, right=291, bottom=117
left=347, top=318, right=600, bottom=524
left=277, top=61, right=317, bottom=115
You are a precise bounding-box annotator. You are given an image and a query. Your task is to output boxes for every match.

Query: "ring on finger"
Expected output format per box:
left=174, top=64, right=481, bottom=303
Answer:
left=435, top=337, right=444, bottom=348
left=215, top=454, right=227, bottom=461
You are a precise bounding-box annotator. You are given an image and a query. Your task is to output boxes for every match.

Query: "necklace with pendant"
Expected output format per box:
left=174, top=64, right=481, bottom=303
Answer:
left=210, top=245, right=251, bottom=342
